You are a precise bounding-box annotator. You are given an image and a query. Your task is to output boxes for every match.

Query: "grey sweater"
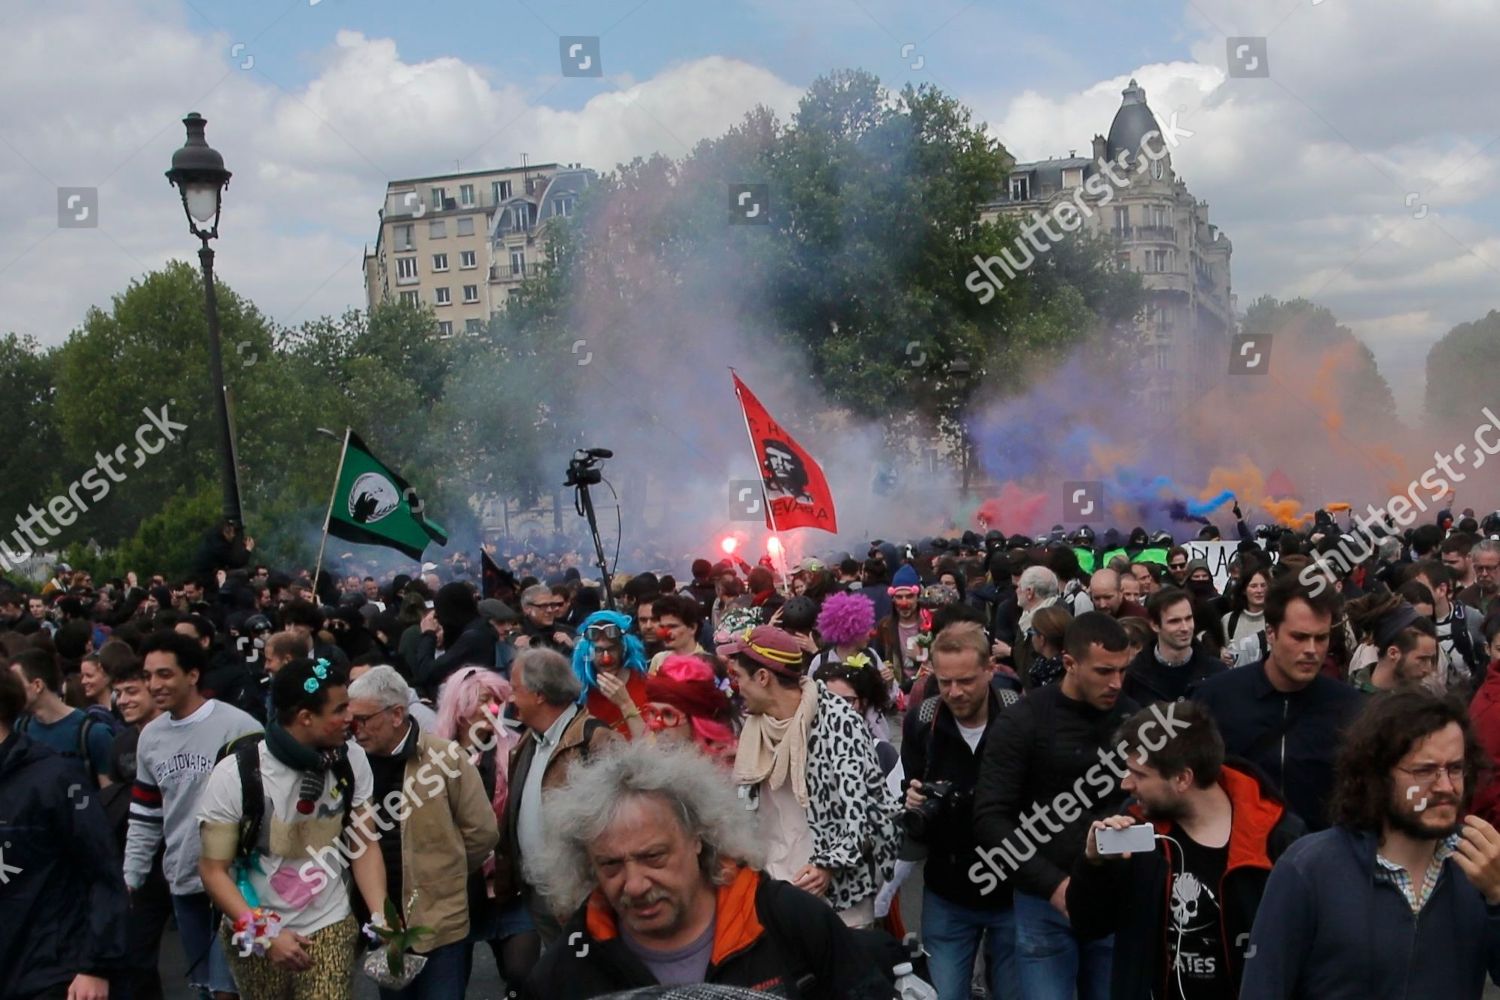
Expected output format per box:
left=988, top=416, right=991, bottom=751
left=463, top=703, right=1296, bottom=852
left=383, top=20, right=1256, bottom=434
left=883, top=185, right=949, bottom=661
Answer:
left=124, top=699, right=261, bottom=894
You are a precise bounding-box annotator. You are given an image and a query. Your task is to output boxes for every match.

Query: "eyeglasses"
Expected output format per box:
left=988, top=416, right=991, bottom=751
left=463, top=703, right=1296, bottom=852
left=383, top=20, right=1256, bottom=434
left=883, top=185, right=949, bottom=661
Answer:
left=585, top=623, right=624, bottom=642
left=349, top=705, right=397, bottom=730
left=641, top=704, right=686, bottom=731
left=1169, top=562, right=1187, bottom=570
left=1396, top=762, right=1466, bottom=787
left=529, top=601, right=565, bottom=611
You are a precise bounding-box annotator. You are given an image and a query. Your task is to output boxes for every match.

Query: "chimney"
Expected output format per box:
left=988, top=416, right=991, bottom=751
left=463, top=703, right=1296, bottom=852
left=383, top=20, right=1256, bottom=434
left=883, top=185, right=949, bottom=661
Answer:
left=1092, top=134, right=1107, bottom=162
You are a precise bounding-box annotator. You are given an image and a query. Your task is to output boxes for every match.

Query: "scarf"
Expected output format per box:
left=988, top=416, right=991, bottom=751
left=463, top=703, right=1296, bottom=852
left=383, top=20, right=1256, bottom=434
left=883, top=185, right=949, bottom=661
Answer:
left=265, top=720, right=349, bottom=815
left=733, top=677, right=819, bottom=808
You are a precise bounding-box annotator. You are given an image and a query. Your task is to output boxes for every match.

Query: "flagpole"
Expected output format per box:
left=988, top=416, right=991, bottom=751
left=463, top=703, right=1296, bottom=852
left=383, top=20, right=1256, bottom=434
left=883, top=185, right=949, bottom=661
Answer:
left=730, top=369, right=791, bottom=594
left=312, top=427, right=352, bottom=598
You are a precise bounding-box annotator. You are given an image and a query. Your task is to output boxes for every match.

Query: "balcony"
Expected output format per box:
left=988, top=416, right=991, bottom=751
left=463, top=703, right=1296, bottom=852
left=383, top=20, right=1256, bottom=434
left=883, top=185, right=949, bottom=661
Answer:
left=1136, top=226, right=1177, bottom=243
left=1111, top=226, right=1134, bottom=240
left=489, top=263, right=526, bottom=283
left=1141, top=270, right=1191, bottom=295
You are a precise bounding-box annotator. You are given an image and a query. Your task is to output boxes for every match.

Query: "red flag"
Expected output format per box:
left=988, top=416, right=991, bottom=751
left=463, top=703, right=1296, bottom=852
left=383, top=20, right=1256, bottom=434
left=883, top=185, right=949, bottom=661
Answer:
left=732, top=373, right=838, bottom=534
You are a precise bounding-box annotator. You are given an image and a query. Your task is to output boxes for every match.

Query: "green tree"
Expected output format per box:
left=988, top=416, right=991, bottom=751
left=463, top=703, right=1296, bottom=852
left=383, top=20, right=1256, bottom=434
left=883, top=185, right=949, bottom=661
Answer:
left=1426, top=310, right=1500, bottom=427
left=0, top=334, right=63, bottom=527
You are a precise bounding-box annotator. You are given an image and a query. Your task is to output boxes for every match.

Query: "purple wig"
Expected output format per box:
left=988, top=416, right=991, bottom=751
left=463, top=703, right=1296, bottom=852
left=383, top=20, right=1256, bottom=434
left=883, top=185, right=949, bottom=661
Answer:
left=817, top=591, right=876, bottom=647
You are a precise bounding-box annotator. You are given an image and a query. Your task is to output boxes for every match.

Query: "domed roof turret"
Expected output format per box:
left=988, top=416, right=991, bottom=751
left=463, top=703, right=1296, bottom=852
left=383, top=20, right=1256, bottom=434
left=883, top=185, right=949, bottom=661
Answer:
left=1105, top=78, right=1162, bottom=163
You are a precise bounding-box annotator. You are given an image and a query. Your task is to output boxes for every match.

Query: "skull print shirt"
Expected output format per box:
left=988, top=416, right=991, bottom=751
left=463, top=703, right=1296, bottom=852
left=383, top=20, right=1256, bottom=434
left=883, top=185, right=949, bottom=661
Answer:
left=1164, top=825, right=1230, bottom=1000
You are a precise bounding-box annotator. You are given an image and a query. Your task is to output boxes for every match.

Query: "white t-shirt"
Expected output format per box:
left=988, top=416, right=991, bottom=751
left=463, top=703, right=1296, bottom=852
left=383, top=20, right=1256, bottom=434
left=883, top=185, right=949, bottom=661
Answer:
left=957, top=720, right=986, bottom=754
left=198, top=739, right=373, bottom=934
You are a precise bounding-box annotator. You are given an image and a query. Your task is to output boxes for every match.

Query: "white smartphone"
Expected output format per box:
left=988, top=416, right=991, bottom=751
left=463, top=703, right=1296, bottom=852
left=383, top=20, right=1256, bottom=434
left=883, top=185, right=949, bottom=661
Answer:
left=1096, top=824, right=1157, bottom=856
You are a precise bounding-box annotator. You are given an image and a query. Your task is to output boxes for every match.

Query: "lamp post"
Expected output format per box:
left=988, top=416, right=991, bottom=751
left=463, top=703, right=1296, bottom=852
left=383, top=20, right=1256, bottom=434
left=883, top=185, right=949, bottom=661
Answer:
left=166, top=112, right=241, bottom=528
left=948, top=358, right=974, bottom=494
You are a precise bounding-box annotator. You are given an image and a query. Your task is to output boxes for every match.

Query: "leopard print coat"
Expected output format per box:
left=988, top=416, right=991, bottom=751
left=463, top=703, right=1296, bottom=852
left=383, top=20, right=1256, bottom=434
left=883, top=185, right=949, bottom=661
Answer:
left=740, top=682, right=901, bottom=913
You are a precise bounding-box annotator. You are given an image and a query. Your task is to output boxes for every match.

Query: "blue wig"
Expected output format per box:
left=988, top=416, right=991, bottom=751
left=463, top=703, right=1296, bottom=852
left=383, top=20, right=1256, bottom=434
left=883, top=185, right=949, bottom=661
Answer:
left=571, top=609, right=647, bottom=699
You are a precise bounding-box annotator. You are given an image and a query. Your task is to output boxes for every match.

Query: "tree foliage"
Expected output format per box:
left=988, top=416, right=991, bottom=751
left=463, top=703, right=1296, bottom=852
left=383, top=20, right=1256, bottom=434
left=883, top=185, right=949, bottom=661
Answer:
left=1426, top=309, right=1500, bottom=427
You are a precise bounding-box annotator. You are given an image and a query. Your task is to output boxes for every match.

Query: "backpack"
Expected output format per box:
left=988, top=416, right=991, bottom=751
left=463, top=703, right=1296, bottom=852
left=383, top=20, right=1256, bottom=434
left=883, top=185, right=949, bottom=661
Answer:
left=18, top=711, right=101, bottom=785
left=214, top=733, right=357, bottom=872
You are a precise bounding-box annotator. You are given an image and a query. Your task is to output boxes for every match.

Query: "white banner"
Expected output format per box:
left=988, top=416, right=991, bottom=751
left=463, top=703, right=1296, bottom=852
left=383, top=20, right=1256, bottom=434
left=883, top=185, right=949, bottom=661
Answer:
left=1182, top=539, right=1274, bottom=592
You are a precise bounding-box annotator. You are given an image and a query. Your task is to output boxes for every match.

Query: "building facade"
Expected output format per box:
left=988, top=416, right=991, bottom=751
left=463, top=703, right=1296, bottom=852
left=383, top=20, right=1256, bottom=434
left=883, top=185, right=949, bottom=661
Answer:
left=980, top=79, right=1234, bottom=416
left=363, top=162, right=594, bottom=335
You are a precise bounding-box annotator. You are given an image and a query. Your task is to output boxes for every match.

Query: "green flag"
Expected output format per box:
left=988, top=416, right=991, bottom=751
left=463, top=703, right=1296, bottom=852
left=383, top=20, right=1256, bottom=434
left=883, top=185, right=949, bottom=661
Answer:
left=324, top=431, right=447, bottom=560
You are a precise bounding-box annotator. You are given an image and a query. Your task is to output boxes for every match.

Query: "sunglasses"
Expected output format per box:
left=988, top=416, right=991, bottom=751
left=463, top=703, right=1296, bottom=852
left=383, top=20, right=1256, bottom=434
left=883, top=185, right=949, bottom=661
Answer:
left=585, top=623, right=624, bottom=643
left=530, top=601, right=565, bottom=611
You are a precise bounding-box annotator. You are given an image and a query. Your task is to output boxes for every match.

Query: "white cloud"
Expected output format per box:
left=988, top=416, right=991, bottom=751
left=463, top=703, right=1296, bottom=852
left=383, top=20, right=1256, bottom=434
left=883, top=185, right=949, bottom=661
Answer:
left=0, top=3, right=802, bottom=345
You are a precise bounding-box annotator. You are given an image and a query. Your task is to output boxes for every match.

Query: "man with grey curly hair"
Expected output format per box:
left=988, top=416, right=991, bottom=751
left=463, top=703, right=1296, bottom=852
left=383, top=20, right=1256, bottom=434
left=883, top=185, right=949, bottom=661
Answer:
left=523, top=742, right=894, bottom=1000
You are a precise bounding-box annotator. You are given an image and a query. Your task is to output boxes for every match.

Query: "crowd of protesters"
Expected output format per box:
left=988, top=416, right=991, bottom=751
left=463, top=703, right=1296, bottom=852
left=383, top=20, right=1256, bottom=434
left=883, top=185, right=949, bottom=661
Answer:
left=6, top=503, right=1500, bottom=999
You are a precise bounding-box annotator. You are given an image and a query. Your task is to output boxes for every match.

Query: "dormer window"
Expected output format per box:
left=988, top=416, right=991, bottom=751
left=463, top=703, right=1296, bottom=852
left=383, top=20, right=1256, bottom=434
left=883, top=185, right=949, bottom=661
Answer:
left=1009, top=176, right=1031, bottom=201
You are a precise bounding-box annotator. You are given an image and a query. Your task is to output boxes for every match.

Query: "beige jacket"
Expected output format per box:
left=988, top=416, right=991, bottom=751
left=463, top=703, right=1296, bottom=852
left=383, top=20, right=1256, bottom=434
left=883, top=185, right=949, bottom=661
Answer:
left=396, top=731, right=499, bottom=951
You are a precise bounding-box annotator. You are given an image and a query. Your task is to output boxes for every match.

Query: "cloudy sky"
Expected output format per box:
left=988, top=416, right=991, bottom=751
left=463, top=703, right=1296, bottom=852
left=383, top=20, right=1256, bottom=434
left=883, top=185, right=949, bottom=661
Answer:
left=4, top=0, right=1496, bottom=419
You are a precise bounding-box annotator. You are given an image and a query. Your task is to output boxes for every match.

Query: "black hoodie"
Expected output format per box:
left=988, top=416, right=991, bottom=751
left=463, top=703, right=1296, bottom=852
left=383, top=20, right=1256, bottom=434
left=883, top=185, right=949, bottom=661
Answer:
left=0, top=731, right=128, bottom=997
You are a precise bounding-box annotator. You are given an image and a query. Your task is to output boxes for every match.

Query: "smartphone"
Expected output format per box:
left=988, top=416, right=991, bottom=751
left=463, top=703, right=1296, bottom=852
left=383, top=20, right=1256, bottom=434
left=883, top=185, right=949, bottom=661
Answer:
left=1096, top=824, right=1156, bottom=856
left=425, top=601, right=435, bottom=610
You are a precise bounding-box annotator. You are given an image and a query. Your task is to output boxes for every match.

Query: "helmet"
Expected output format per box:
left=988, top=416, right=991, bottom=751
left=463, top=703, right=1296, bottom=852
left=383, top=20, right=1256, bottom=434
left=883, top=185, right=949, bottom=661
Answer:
left=1071, top=525, right=1096, bottom=546
left=779, top=596, right=819, bottom=632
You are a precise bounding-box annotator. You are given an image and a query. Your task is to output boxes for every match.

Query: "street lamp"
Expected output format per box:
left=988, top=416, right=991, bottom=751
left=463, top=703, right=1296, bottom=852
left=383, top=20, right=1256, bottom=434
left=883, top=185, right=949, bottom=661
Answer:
left=166, top=112, right=242, bottom=528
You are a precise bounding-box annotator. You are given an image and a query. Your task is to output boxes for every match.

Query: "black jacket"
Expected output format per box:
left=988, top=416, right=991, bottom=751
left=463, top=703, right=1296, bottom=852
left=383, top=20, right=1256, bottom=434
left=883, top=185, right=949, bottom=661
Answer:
left=0, top=732, right=128, bottom=997
left=972, top=684, right=1139, bottom=899
left=523, top=866, right=892, bottom=1000
left=412, top=615, right=498, bottom=696
left=1123, top=643, right=1225, bottom=704
left=900, top=686, right=1018, bottom=909
left=1067, top=761, right=1306, bottom=1000
left=1191, top=661, right=1364, bottom=831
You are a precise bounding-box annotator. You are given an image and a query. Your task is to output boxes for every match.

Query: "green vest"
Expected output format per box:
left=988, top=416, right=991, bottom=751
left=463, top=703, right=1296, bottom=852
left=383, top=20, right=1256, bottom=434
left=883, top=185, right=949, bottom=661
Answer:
left=1135, top=547, right=1169, bottom=566
left=1072, top=547, right=1096, bottom=575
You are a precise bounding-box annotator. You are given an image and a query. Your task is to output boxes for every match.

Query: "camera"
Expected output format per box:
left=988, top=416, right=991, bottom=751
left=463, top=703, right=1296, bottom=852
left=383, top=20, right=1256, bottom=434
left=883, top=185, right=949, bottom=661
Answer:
left=902, top=779, right=967, bottom=841
left=564, top=448, right=612, bottom=488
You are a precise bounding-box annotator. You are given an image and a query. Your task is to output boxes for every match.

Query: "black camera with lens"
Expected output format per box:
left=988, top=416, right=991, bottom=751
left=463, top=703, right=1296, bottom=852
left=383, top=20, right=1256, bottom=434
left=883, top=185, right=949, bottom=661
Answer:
left=902, top=779, right=968, bottom=841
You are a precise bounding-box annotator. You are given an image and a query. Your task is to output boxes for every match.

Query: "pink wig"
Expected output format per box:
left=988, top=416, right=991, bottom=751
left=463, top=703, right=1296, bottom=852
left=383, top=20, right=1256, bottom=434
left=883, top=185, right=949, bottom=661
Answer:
left=816, top=591, right=876, bottom=647
left=435, top=666, right=516, bottom=817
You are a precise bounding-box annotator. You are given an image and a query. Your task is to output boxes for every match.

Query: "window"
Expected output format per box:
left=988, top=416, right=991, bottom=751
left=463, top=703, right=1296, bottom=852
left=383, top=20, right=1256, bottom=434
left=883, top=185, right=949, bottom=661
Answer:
left=457, top=216, right=475, bottom=237
left=1151, top=159, right=1165, bottom=180
left=1113, top=207, right=1129, bottom=233
left=552, top=196, right=572, bottom=217
left=430, top=187, right=446, bottom=209
left=1156, top=344, right=1168, bottom=370
left=493, top=180, right=512, bottom=202
left=1151, top=205, right=1169, bottom=229
left=399, top=290, right=419, bottom=306
left=1009, top=176, right=1030, bottom=201
left=1148, top=249, right=1170, bottom=272
left=463, top=284, right=479, bottom=303
left=396, top=256, right=418, bottom=280
left=438, top=320, right=453, bottom=336
left=512, top=204, right=529, bottom=230
left=435, top=287, right=451, bottom=305
left=1062, top=167, right=1083, bottom=188
left=395, top=224, right=414, bottom=251
left=460, top=250, right=477, bottom=269
left=432, top=253, right=448, bottom=272
left=459, top=184, right=475, bottom=206
left=428, top=220, right=446, bottom=239
left=466, top=318, right=484, bottom=334
left=510, top=249, right=526, bottom=276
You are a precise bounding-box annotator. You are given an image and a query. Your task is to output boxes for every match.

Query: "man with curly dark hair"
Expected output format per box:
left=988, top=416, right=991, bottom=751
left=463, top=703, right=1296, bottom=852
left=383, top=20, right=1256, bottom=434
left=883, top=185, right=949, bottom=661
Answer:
left=1242, top=690, right=1500, bottom=998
